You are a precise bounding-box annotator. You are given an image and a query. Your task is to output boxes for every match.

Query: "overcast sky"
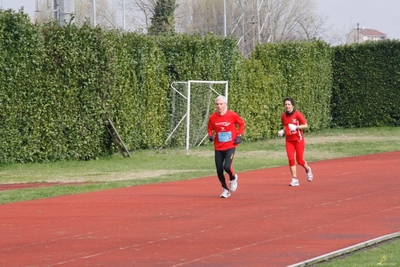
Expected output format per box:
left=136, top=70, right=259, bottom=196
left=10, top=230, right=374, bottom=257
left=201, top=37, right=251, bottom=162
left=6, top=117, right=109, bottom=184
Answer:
left=315, top=0, right=400, bottom=44
left=1, top=0, right=36, bottom=17
left=1, top=0, right=400, bottom=44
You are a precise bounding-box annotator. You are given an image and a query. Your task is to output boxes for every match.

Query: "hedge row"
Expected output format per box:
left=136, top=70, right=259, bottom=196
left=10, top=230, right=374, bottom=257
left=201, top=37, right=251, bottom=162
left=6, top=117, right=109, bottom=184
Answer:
left=332, top=40, right=400, bottom=127
left=245, top=41, right=333, bottom=140
left=3, top=9, right=397, bottom=164
left=0, top=11, right=169, bottom=163
left=0, top=11, right=246, bottom=163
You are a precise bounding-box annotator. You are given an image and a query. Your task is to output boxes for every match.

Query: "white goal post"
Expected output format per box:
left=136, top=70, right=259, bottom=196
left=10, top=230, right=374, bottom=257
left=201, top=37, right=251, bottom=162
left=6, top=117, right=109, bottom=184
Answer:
left=164, top=80, right=229, bottom=151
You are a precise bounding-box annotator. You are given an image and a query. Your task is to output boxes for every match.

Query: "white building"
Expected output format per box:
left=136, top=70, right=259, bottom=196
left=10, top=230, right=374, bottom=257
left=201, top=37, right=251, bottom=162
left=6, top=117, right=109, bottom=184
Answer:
left=347, top=27, right=387, bottom=44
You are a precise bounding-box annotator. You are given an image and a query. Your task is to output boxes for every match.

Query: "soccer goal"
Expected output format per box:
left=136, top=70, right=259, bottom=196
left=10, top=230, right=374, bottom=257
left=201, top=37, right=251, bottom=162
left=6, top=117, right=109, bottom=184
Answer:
left=164, top=80, right=229, bottom=151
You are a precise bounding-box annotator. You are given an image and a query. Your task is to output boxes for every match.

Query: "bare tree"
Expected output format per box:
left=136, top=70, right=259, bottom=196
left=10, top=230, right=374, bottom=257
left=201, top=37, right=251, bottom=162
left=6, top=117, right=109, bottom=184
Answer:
left=34, top=0, right=329, bottom=49
left=73, top=0, right=94, bottom=26
left=126, top=0, right=157, bottom=31
left=34, top=0, right=54, bottom=24
left=176, top=0, right=329, bottom=57
left=34, top=0, right=121, bottom=29
left=260, top=0, right=327, bottom=42
left=74, top=0, right=120, bottom=28
left=33, top=0, right=171, bottom=33
left=99, top=0, right=158, bottom=33
left=175, top=0, right=224, bottom=35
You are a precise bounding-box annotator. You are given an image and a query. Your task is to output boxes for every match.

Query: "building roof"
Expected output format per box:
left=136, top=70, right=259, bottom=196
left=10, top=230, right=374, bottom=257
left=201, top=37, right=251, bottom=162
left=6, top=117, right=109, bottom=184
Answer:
left=357, top=28, right=386, bottom=36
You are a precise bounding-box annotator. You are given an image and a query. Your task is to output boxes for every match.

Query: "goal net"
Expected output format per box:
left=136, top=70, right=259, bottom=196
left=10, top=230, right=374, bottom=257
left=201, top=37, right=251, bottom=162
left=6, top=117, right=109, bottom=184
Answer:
left=164, top=80, right=229, bottom=150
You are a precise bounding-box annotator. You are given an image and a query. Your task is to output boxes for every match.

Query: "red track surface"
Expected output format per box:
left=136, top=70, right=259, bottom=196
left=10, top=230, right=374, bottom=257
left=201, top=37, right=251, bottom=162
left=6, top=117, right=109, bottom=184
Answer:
left=1, top=151, right=399, bottom=267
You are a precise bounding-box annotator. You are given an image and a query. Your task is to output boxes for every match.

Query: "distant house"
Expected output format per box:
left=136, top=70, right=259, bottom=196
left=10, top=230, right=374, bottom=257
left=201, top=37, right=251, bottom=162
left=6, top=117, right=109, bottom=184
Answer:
left=346, top=27, right=387, bottom=44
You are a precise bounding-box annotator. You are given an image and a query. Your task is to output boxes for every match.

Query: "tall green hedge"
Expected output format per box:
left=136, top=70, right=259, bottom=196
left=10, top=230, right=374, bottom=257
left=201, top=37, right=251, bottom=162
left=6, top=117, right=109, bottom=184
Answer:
left=0, top=11, right=171, bottom=163
left=0, top=10, right=52, bottom=163
left=159, top=34, right=238, bottom=82
left=107, top=33, right=169, bottom=150
left=8, top=8, right=398, bottom=165
left=252, top=41, right=333, bottom=133
left=229, top=58, right=282, bottom=141
left=40, top=22, right=112, bottom=161
left=0, top=11, right=243, bottom=163
left=157, top=34, right=241, bottom=147
left=332, top=40, right=400, bottom=127
left=0, top=10, right=334, bottom=163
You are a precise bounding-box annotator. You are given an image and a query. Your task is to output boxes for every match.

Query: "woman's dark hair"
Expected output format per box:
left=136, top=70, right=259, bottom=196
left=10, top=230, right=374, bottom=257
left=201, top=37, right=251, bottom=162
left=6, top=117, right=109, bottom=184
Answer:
left=283, top=97, right=295, bottom=106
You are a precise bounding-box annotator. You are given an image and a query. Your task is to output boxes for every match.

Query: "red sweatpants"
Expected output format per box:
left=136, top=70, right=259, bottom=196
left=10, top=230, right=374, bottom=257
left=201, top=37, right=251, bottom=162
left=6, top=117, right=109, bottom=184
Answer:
left=285, top=139, right=306, bottom=167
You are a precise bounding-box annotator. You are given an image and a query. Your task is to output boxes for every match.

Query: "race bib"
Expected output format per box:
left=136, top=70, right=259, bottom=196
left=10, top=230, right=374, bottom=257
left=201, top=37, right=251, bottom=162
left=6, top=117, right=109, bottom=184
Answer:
left=285, top=125, right=297, bottom=136
left=218, top=131, right=232, bottom=142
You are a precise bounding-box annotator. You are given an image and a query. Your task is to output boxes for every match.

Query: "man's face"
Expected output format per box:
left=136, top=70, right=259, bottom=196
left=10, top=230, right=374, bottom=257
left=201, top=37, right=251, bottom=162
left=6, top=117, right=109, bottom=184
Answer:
left=215, top=99, right=227, bottom=114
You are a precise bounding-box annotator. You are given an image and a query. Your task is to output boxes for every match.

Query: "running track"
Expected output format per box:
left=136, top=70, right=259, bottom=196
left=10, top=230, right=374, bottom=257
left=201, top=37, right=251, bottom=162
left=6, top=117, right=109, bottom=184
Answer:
left=1, top=151, right=399, bottom=266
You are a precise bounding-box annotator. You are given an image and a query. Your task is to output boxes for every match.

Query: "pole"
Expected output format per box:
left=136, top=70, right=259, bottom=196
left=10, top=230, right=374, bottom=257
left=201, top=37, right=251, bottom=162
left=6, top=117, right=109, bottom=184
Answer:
left=257, top=0, right=261, bottom=44
left=53, top=0, right=58, bottom=22
left=223, top=0, right=226, bottom=37
left=357, top=23, right=359, bottom=43
left=123, top=0, right=125, bottom=30
left=93, top=0, right=96, bottom=26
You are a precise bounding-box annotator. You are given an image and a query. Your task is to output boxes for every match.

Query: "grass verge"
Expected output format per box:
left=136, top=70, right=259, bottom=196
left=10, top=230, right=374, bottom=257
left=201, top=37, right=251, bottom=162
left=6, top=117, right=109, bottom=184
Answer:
left=1, top=126, right=399, bottom=204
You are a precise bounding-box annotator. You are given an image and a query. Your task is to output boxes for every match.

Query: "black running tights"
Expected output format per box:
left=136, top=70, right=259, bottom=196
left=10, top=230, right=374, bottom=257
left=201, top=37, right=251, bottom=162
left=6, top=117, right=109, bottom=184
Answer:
left=214, top=147, right=236, bottom=190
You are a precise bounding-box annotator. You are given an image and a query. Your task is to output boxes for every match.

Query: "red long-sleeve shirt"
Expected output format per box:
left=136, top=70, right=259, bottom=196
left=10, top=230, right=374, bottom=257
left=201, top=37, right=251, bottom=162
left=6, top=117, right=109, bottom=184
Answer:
left=207, top=110, right=245, bottom=151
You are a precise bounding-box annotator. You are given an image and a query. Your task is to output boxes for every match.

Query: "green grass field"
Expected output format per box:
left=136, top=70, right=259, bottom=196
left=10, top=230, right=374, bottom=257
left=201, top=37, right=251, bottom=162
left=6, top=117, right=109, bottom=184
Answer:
left=0, top=126, right=399, bottom=266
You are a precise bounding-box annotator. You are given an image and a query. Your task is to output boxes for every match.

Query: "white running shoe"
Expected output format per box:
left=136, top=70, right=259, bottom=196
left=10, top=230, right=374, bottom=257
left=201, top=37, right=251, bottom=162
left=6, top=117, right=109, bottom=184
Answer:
left=230, top=174, right=238, bottom=192
left=220, top=188, right=231, bottom=198
left=289, top=178, right=299, bottom=186
left=306, top=167, right=313, bottom=182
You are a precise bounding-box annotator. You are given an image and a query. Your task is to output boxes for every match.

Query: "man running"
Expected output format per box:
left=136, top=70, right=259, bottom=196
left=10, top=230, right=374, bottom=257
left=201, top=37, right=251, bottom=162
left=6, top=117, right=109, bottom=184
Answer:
left=207, top=95, right=245, bottom=198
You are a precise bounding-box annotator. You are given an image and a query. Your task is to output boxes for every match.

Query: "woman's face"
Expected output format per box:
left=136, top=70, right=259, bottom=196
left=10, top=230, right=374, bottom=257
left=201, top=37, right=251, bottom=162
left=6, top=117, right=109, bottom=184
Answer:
left=284, top=100, right=294, bottom=113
